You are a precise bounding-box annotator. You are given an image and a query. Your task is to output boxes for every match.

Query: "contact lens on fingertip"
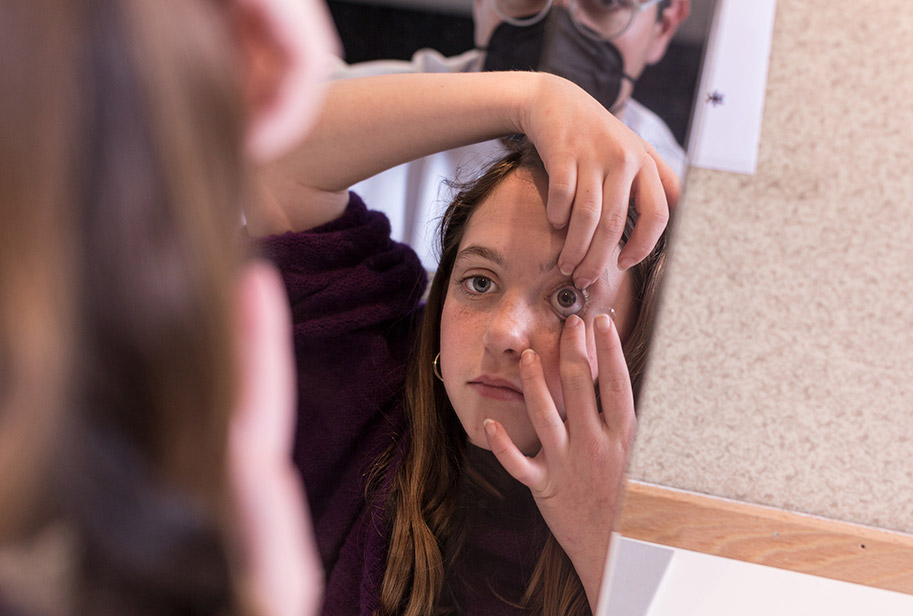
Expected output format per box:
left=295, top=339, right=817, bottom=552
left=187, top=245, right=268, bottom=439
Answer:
left=609, top=308, right=616, bottom=322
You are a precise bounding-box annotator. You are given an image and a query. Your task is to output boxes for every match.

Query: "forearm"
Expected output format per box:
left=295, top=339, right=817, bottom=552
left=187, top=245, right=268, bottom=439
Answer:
left=250, top=72, right=549, bottom=236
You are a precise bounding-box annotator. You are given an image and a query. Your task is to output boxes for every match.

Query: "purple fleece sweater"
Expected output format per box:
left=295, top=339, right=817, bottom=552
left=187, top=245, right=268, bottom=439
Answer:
left=258, top=195, right=548, bottom=615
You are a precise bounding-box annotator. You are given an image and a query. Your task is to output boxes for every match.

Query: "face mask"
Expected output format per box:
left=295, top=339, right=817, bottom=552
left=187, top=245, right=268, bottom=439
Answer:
left=481, top=7, right=635, bottom=112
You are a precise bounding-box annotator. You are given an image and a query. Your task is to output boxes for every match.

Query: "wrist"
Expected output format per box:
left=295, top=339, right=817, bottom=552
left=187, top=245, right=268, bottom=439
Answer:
left=500, top=71, right=544, bottom=138
left=573, top=549, right=607, bottom=612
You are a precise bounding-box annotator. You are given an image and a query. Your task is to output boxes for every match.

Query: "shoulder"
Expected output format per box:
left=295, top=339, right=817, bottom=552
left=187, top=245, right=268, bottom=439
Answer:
left=256, top=193, right=427, bottom=335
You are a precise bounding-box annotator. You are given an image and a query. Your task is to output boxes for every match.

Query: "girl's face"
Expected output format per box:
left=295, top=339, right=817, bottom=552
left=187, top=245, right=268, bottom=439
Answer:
left=440, top=169, right=634, bottom=455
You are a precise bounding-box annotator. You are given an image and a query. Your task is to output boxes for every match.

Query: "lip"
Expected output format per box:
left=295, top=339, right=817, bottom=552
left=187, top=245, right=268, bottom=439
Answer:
left=468, top=375, right=524, bottom=402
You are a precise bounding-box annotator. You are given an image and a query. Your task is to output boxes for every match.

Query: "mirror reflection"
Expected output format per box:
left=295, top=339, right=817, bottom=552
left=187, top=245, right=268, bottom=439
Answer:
left=0, top=1, right=716, bottom=615
left=300, top=0, right=720, bottom=613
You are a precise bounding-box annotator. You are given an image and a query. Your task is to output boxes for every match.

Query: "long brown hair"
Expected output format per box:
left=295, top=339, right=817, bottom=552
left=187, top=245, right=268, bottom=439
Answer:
left=1, top=0, right=249, bottom=613
left=379, top=139, right=667, bottom=614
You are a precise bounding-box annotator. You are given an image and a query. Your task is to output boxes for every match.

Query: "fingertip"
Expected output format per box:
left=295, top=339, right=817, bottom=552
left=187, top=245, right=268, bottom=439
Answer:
left=521, top=348, right=537, bottom=366
left=483, top=418, right=497, bottom=440
left=560, top=314, right=587, bottom=348
left=616, top=239, right=649, bottom=271
left=519, top=349, right=541, bottom=386
left=594, top=310, right=621, bottom=355
left=572, top=262, right=600, bottom=289
left=547, top=199, right=570, bottom=229
left=570, top=256, right=603, bottom=290
left=573, top=276, right=594, bottom=290
left=546, top=190, right=574, bottom=231
left=549, top=213, right=569, bottom=230
left=616, top=254, right=635, bottom=271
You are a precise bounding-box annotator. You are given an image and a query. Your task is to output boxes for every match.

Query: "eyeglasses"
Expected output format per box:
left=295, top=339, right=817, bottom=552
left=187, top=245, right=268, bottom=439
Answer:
left=492, top=0, right=665, bottom=41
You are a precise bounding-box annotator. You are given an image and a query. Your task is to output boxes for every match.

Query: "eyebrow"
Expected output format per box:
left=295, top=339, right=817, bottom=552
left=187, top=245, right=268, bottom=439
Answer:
left=455, top=245, right=503, bottom=267
left=455, top=244, right=564, bottom=276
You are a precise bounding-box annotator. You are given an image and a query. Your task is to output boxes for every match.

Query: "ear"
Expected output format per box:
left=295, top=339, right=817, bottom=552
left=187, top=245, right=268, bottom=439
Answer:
left=644, top=0, right=691, bottom=66
left=234, top=0, right=340, bottom=162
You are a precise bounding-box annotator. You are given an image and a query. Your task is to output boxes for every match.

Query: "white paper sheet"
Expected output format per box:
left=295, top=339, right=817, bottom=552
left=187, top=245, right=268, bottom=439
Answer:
left=598, top=537, right=913, bottom=616
left=599, top=536, right=674, bottom=616
left=687, top=0, right=778, bottom=174
left=647, top=545, right=913, bottom=616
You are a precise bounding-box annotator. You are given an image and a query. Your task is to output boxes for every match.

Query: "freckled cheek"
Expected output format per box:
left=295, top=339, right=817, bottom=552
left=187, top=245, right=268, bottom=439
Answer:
left=440, top=300, right=484, bottom=373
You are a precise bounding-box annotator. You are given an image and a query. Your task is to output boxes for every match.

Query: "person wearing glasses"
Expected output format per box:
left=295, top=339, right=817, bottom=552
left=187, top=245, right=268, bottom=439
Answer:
left=332, top=0, right=690, bottom=270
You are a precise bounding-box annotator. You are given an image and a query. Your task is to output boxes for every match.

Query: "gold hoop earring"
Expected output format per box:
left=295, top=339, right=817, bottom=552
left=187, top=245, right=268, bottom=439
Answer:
left=433, top=353, right=443, bottom=381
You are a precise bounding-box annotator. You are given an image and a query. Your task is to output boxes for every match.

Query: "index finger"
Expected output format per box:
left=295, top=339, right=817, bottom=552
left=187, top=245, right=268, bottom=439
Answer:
left=519, top=348, right=570, bottom=455
left=594, top=313, right=635, bottom=442
left=558, top=315, right=604, bottom=439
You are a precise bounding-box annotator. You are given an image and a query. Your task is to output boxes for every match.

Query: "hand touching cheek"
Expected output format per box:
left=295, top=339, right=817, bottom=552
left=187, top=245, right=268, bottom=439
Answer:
left=483, top=313, right=635, bottom=612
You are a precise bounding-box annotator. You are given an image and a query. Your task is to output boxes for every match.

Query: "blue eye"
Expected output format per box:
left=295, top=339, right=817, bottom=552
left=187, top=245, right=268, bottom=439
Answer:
left=549, top=286, right=586, bottom=318
left=463, top=275, right=495, bottom=294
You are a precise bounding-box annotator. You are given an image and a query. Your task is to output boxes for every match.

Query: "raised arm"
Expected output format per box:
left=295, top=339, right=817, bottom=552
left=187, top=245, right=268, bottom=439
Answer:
left=250, top=71, right=678, bottom=280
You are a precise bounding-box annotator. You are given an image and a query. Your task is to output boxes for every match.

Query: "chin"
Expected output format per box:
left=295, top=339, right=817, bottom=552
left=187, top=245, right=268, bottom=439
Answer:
left=467, top=433, right=491, bottom=451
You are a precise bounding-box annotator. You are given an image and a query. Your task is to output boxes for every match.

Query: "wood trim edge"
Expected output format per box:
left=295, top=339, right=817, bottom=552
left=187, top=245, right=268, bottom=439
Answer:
left=617, top=479, right=913, bottom=595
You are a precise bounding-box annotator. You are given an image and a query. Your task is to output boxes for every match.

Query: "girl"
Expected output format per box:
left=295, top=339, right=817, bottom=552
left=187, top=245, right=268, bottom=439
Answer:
left=252, top=72, right=674, bottom=614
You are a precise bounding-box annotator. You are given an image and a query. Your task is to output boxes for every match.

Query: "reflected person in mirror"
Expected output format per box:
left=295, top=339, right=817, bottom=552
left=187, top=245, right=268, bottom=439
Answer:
left=253, top=69, right=675, bottom=614
left=332, top=0, right=690, bottom=270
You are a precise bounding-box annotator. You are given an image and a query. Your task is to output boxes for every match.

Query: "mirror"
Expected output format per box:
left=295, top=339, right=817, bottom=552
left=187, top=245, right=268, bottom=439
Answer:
left=323, top=0, right=719, bottom=612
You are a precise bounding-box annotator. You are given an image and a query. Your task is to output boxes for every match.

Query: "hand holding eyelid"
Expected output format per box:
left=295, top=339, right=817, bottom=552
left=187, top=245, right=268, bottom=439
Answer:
left=519, top=74, right=675, bottom=286
left=483, top=312, right=635, bottom=608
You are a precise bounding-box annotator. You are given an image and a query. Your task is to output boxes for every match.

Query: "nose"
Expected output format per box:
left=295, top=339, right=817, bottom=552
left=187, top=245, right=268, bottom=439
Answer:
left=482, top=294, right=532, bottom=357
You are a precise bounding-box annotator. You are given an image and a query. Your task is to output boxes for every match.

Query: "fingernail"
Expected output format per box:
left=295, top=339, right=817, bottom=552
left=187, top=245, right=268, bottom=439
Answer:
left=559, top=263, right=574, bottom=276
left=574, top=276, right=593, bottom=290
left=595, top=313, right=612, bottom=332
left=617, top=256, right=633, bottom=271
left=521, top=348, right=537, bottom=365
left=483, top=419, right=497, bottom=438
left=565, top=314, right=583, bottom=329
